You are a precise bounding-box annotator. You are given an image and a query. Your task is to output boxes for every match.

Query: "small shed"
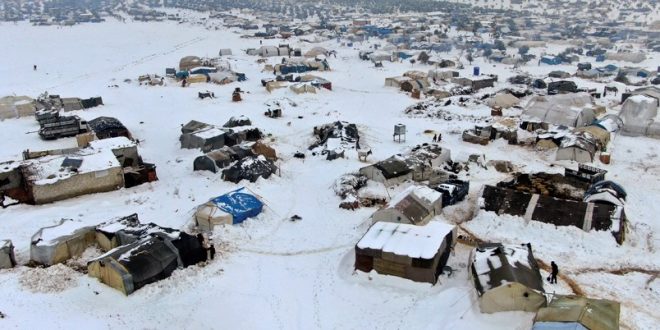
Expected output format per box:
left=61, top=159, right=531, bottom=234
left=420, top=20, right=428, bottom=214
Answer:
left=194, top=187, right=264, bottom=231
left=372, top=185, right=443, bottom=226
left=218, top=48, right=233, bottom=56
left=355, top=221, right=457, bottom=284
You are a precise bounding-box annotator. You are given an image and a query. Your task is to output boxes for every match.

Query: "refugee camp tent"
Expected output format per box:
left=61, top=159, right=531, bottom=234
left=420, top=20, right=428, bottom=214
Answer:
left=372, top=185, right=443, bottom=226
left=533, top=295, right=620, bottom=330
left=94, top=214, right=141, bottom=251
left=251, top=141, right=277, bottom=161
left=194, top=187, right=263, bottom=231
left=385, top=76, right=411, bottom=89
left=266, top=81, right=288, bottom=93
left=556, top=134, right=599, bottom=163
left=180, top=126, right=229, bottom=152
left=487, top=93, right=520, bottom=109
left=469, top=243, right=546, bottom=313
left=574, top=126, right=610, bottom=149
left=181, top=120, right=211, bottom=134
left=0, top=95, right=35, bottom=119
left=88, top=116, right=131, bottom=140
left=208, top=71, right=236, bottom=85
left=222, top=155, right=277, bottom=183
left=523, top=93, right=596, bottom=127
left=187, top=74, right=208, bottom=84
left=619, top=95, right=659, bottom=138
left=290, top=83, right=317, bottom=94
left=0, top=240, right=16, bottom=269
left=304, top=47, right=328, bottom=57
left=88, top=235, right=182, bottom=295
left=61, top=98, right=84, bottom=111
left=179, top=56, right=202, bottom=71
left=595, top=114, right=624, bottom=133
left=218, top=48, right=233, bottom=56
left=355, top=221, right=457, bottom=284
left=223, top=115, right=252, bottom=128
left=359, top=157, right=413, bottom=186
left=30, top=219, right=96, bottom=265
left=193, top=150, right=233, bottom=173
left=400, top=79, right=430, bottom=93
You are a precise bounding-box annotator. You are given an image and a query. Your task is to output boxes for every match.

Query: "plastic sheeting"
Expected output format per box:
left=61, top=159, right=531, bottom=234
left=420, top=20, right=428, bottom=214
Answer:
left=207, top=187, right=263, bottom=224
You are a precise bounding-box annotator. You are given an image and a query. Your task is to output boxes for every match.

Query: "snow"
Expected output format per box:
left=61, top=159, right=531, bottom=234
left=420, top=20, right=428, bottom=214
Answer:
left=33, top=220, right=90, bottom=246
left=26, top=147, right=120, bottom=185
left=357, top=221, right=455, bottom=259
left=0, top=16, right=656, bottom=330
left=88, top=136, right=136, bottom=150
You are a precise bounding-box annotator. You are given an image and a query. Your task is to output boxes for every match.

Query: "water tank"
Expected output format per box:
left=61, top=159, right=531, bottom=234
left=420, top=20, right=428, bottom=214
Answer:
left=473, top=66, right=480, bottom=76
left=394, top=124, right=406, bottom=135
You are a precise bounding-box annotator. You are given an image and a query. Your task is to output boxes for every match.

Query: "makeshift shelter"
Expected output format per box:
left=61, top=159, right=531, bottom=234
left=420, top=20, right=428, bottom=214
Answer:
left=180, top=126, right=229, bottom=152
left=94, top=214, right=142, bottom=251
left=194, top=187, right=264, bottom=230
left=218, top=48, right=233, bottom=56
left=359, top=157, right=413, bottom=186
left=88, top=236, right=182, bottom=295
left=400, top=79, right=430, bottom=93
left=290, top=83, right=317, bottom=94
left=556, top=134, right=599, bottom=163
left=88, top=116, right=131, bottom=140
left=574, top=126, right=610, bottom=149
left=251, top=141, right=277, bottom=161
left=181, top=120, right=211, bottom=134
left=30, top=219, right=96, bottom=266
left=0, top=240, right=16, bottom=269
left=179, top=56, right=202, bottom=71
left=187, top=74, right=208, bottom=84
left=487, top=93, right=520, bottom=109
left=523, top=93, right=596, bottom=127
left=355, top=221, right=457, bottom=284
left=222, top=155, right=277, bottom=183
left=208, top=71, right=236, bottom=85
left=304, top=47, right=328, bottom=57
left=61, top=98, right=83, bottom=111
left=0, top=95, right=35, bottom=119
left=469, top=243, right=546, bottom=313
left=371, top=185, right=443, bottom=226
left=223, top=116, right=251, bottom=128
left=619, top=95, right=659, bottom=138
left=193, top=150, right=233, bottom=173
left=533, top=295, right=620, bottom=330
left=266, top=81, right=288, bottom=93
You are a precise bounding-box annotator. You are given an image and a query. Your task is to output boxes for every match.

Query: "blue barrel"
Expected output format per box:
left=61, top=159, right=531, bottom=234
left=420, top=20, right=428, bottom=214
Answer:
left=473, top=66, right=480, bottom=76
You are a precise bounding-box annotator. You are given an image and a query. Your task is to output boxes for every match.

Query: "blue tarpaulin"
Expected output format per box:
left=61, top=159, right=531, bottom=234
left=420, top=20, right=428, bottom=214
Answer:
left=210, top=188, right=263, bottom=224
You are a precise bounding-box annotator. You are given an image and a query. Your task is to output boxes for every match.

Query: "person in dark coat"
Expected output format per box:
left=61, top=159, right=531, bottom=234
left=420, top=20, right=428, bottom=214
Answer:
left=550, top=261, right=559, bottom=284
left=432, top=134, right=437, bottom=142
left=209, top=244, right=216, bottom=260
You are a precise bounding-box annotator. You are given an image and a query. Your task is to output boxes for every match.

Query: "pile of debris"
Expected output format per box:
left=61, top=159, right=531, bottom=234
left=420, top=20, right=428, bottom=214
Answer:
left=309, top=121, right=360, bottom=160
left=404, top=100, right=491, bottom=123
left=221, top=155, right=278, bottom=183
left=333, top=173, right=386, bottom=210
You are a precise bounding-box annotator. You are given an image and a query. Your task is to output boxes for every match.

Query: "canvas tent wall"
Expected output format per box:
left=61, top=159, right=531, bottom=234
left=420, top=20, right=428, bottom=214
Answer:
left=94, top=213, right=142, bottom=251
left=304, top=47, right=328, bottom=57
left=218, top=48, right=233, bottom=56
left=372, top=185, right=443, bottom=226
left=193, top=151, right=232, bottom=173
left=180, top=127, right=229, bottom=151
left=179, top=56, right=202, bottom=71
left=619, top=95, right=660, bottom=138
left=533, top=295, right=620, bottom=330
left=195, top=187, right=264, bottom=231
left=469, top=243, right=546, bottom=313
left=0, top=95, right=35, bottom=119
left=1, top=240, right=16, bottom=269
left=355, top=221, right=457, bottom=284
left=88, top=236, right=182, bottom=295
left=30, top=219, right=96, bottom=265
left=359, top=157, right=413, bottom=187
left=487, top=93, right=520, bottom=109
left=290, top=83, right=317, bottom=94
left=556, top=134, right=598, bottom=163
left=523, top=93, right=596, bottom=127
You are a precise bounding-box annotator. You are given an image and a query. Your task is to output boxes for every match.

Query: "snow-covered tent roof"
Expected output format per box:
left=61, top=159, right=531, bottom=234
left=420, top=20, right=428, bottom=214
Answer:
left=533, top=295, right=620, bottom=330
left=205, top=187, right=263, bottom=224
left=619, top=95, right=659, bottom=137
left=30, top=219, right=96, bottom=265
left=470, top=243, right=544, bottom=295
left=523, top=93, right=595, bottom=127
left=487, top=93, right=520, bottom=109
left=356, top=221, right=455, bottom=259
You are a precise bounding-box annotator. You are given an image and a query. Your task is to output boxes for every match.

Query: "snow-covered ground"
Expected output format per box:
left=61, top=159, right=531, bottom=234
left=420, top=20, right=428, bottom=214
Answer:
left=0, top=20, right=658, bottom=329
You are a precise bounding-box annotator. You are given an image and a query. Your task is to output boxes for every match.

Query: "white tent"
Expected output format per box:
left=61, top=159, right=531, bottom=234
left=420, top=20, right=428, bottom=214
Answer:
left=0, top=240, right=16, bottom=269
left=0, top=95, right=35, bottom=120
left=218, top=48, right=232, bottom=56
left=304, top=46, right=328, bottom=58
left=619, top=95, right=659, bottom=138
left=523, top=93, right=596, bottom=127
left=487, top=93, right=520, bottom=109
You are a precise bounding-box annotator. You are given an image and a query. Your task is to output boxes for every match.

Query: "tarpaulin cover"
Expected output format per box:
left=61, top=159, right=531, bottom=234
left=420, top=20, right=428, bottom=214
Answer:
left=209, top=188, right=263, bottom=224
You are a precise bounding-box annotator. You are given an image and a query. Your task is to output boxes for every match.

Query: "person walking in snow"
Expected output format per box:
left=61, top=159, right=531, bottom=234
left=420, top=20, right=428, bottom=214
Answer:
left=550, top=261, right=559, bottom=284
left=33, top=65, right=37, bottom=71
left=432, top=134, right=437, bottom=142
left=209, top=244, right=216, bottom=260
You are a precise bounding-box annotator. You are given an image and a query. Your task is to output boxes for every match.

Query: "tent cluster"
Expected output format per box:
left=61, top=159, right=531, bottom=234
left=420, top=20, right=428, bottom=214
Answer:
left=27, top=214, right=208, bottom=295
left=175, top=55, right=245, bottom=85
